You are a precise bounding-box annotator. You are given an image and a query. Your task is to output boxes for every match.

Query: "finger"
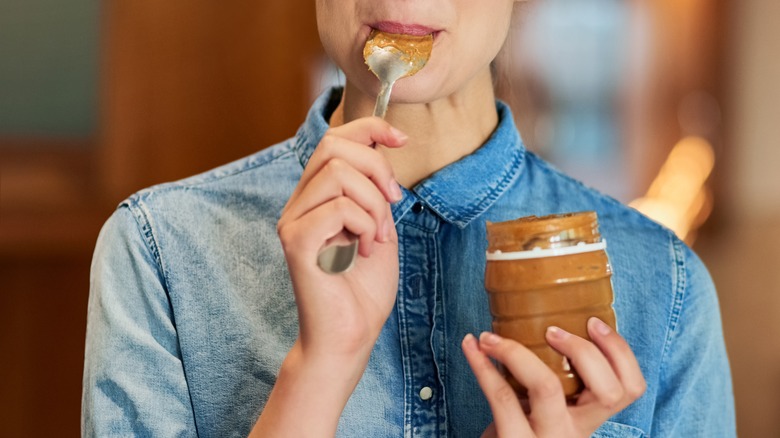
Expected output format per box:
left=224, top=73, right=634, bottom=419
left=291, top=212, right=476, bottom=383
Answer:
left=290, top=136, right=404, bottom=208
left=282, top=158, right=390, bottom=243
left=291, top=118, right=407, bottom=204
left=382, top=202, right=398, bottom=243
left=462, top=333, right=533, bottom=437
left=586, top=317, right=646, bottom=404
left=477, top=332, right=568, bottom=434
left=327, top=116, right=408, bottom=148
left=277, top=196, right=377, bottom=264
left=546, top=325, right=625, bottom=412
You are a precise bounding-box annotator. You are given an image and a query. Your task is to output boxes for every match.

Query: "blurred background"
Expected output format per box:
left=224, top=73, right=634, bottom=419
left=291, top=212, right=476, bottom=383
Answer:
left=1, top=0, right=777, bottom=435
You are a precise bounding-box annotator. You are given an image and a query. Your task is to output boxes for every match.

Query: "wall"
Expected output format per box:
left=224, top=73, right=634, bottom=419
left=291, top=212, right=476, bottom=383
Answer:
left=728, top=0, right=780, bottom=219
left=0, top=2, right=321, bottom=436
left=699, top=0, right=780, bottom=435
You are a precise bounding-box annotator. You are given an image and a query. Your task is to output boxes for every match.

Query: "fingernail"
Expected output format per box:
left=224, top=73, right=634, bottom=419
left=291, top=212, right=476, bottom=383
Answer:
left=381, top=219, right=390, bottom=242
left=590, top=317, right=612, bottom=336
left=388, top=179, right=403, bottom=202
left=390, top=126, right=408, bottom=142
left=546, top=326, right=570, bottom=341
left=479, top=332, right=501, bottom=346
left=462, top=333, right=477, bottom=350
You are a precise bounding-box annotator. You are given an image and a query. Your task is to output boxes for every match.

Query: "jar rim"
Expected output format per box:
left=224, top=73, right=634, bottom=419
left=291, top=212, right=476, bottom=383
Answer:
left=486, top=240, right=607, bottom=260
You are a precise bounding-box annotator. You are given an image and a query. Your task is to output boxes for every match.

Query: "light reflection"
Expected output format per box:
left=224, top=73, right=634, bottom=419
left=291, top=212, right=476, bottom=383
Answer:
left=630, top=136, right=715, bottom=242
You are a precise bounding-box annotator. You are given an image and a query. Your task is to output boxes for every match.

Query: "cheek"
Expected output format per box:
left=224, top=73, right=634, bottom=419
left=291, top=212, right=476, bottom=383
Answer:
left=451, top=18, right=511, bottom=75
left=316, top=2, right=357, bottom=68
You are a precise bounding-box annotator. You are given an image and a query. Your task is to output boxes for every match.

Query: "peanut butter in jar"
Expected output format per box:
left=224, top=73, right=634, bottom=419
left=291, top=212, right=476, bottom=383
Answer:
left=484, top=211, right=617, bottom=401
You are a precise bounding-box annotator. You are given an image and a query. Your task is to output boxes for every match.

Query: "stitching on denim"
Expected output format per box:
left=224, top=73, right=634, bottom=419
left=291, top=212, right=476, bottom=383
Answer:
left=528, top=152, right=673, bottom=232
left=417, top=148, right=524, bottom=228
left=399, top=219, right=439, bottom=234
left=123, top=142, right=297, bottom=206
left=593, top=420, right=647, bottom=437
left=396, top=229, right=414, bottom=437
left=121, top=196, right=201, bottom=436
left=185, top=144, right=296, bottom=188
left=120, top=197, right=163, bottom=275
left=430, top=230, right=449, bottom=436
left=134, top=199, right=172, bottom=296
left=461, top=149, right=525, bottom=222
left=659, top=234, right=687, bottom=382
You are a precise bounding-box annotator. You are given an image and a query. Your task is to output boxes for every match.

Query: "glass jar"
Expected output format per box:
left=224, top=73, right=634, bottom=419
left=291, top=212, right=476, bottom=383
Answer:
left=485, top=211, right=617, bottom=400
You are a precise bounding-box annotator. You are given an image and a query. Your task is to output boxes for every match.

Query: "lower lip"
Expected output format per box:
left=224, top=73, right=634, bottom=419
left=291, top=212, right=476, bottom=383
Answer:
left=372, top=21, right=438, bottom=37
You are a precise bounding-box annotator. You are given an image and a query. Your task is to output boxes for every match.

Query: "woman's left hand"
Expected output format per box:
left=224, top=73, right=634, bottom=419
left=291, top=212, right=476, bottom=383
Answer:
left=462, top=317, right=646, bottom=437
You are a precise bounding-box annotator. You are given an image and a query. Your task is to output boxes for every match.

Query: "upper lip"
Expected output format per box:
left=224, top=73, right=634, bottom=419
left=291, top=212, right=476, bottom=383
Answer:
left=371, top=21, right=440, bottom=36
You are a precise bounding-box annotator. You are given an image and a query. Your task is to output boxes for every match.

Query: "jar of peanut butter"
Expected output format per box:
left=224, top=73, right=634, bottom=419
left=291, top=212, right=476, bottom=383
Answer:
left=484, top=211, right=617, bottom=400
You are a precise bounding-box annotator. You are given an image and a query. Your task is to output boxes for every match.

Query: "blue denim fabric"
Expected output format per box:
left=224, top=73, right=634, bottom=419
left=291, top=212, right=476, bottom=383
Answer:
left=83, top=88, right=735, bottom=437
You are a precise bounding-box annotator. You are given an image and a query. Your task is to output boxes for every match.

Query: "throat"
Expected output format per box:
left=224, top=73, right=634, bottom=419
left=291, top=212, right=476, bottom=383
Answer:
left=380, top=108, right=499, bottom=188
left=334, top=81, right=500, bottom=188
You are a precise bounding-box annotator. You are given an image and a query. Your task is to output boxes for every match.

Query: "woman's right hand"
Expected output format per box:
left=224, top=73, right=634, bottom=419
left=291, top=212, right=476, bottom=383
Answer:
left=277, top=116, right=407, bottom=364
left=253, top=116, right=407, bottom=436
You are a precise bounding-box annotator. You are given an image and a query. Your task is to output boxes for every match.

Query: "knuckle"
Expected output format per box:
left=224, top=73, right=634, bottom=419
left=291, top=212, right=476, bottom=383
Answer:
left=276, top=222, right=296, bottom=249
left=529, top=373, right=563, bottom=400
left=613, top=338, right=633, bottom=356
left=626, top=378, right=647, bottom=400
left=324, top=157, right=347, bottom=177
left=493, top=384, right=518, bottom=405
left=319, top=133, right=338, bottom=154
left=332, top=196, right=353, bottom=212
left=600, top=384, right=625, bottom=409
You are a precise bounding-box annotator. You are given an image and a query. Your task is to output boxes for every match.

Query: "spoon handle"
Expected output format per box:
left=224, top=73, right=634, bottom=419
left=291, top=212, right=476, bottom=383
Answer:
left=316, top=80, right=397, bottom=274
left=373, top=80, right=394, bottom=118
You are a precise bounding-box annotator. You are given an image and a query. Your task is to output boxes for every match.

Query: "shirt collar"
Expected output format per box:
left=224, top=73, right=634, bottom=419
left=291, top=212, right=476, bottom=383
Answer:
left=294, top=87, right=526, bottom=229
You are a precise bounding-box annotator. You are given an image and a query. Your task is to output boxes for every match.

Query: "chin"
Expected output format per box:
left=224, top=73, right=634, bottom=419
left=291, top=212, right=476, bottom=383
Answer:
left=388, top=76, right=447, bottom=104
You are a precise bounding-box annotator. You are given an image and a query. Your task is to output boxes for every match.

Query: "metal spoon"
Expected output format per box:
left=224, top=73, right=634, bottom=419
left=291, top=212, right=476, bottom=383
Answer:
left=317, top=30, right=433, bottom=274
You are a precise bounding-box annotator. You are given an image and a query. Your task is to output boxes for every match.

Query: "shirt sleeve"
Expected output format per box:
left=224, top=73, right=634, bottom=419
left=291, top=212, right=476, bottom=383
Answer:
left=82, top=205, right=198, bottom=437
left=650, top=239, right=736, bottom=436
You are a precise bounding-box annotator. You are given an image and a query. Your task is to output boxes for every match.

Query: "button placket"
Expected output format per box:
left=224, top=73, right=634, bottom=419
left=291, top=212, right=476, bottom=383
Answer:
left=396, top=216, right=445, bottom=436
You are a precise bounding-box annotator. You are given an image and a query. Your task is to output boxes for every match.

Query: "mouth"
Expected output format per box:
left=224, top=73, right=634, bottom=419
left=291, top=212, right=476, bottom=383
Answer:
left=370, top=21, right=442, bottom=39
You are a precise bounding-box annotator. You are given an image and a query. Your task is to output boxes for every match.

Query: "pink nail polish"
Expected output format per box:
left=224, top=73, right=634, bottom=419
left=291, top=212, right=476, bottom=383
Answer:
left=590, top=317, right=612, bottom=336
left=480, top=332, right=501, bottom=346
left=547, top=326, right=570, bottom=340
left=389, top=179, right=403, bottom=202
left=381, top=220, right=390, bottom=242
left=390, top=126, right=408, bottom=141
left=462, top=333, right=477, bottom=350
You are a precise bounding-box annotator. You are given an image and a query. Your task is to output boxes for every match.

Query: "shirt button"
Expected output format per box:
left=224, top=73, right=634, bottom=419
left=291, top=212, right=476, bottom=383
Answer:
left=419, top=386, right=433, bottom=401
left=411, top=202, right=425, bottom=214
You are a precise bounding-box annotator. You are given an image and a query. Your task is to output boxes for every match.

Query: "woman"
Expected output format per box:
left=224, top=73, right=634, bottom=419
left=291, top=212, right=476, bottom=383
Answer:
left=82, top=0, right=735, bottom=436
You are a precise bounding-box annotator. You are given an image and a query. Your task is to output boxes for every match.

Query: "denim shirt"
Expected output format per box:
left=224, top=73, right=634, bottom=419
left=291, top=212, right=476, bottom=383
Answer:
left=83, top=88, right=735, bottom=437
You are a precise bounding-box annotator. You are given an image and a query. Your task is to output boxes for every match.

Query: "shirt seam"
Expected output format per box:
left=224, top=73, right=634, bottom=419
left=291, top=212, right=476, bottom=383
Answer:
left=125, top=143, right=297, bottom=204
left=120, top=197, right=202, bottom=437
left=396, top=228, right=414, bottom=438
left=526, top=152, right=676, bottom=235
left=659, top=235, right=686, bottom=379
left=431, top=229, right=448, bottom=437
left=415, top=147, right=524, bottom=228
left=398, top=219, right=439, bottom=234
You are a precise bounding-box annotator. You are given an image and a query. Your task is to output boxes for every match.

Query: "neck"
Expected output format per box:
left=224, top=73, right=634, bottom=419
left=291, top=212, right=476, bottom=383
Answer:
left=329, top=69, right=499, bottom=188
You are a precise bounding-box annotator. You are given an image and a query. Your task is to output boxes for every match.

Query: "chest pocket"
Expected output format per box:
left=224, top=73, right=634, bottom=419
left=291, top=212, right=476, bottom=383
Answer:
left=592, top=420, right=646, bottom=438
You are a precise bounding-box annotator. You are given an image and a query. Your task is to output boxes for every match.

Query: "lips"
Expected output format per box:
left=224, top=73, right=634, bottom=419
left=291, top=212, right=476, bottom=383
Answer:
left=371, top=21, right=439, bottom=37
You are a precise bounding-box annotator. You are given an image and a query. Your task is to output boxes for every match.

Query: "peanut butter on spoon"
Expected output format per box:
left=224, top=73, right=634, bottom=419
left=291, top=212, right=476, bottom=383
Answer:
left=316, top=30, right=433, bottom=275
left=361, top=29, right=434, bottom=118
left=363, top=29, right=434, bottom=80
